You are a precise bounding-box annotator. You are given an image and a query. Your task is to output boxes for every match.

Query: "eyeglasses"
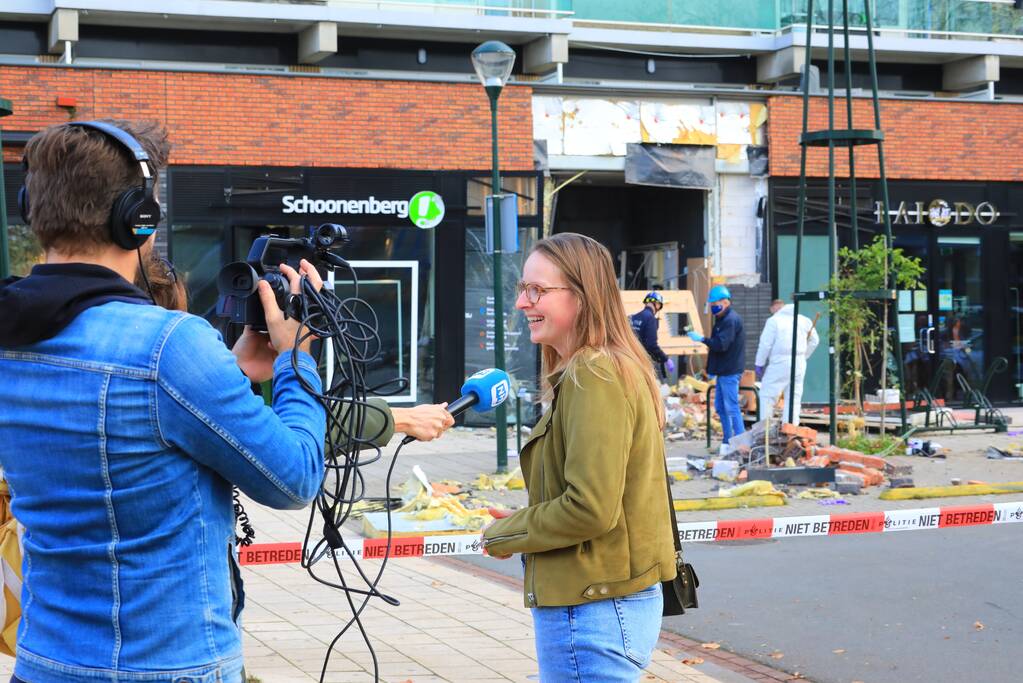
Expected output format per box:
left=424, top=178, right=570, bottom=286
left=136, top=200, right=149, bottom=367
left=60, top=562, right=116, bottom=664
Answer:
left=515, top=281, right=570, bottom=305
left=158, top=257, right=178, bottom=284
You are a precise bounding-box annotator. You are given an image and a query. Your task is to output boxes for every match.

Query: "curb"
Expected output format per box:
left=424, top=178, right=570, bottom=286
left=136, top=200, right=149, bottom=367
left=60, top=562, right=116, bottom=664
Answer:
left=675, top=495, right=786, bottom=512
left=879, top=481, right=1023, bottom=500
left=430, top=556, right=797, bottom=683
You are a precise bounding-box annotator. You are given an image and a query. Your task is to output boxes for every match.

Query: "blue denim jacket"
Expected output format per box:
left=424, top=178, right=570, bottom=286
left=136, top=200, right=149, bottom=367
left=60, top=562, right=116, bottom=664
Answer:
left=0, top=302, right=326, bottom=683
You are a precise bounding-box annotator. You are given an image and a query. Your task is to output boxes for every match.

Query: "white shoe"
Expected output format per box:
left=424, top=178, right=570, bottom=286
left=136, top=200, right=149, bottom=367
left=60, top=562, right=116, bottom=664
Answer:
left=719, top=444, right=732, bottom=456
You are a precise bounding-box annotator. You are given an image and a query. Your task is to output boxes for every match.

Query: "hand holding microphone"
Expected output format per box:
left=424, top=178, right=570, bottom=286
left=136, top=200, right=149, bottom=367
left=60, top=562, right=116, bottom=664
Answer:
left=392, top=404, right=454, bottom=442
left=401, top=368, right=512, bottom=446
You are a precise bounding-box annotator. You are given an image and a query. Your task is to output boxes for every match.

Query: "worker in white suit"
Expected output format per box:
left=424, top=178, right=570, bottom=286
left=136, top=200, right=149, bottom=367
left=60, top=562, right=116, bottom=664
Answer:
left=755, top=303, right=820, bottom=425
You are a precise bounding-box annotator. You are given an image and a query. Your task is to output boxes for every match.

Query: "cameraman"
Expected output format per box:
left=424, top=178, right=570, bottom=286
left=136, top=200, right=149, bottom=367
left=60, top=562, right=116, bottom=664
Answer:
left=0, top=120, right=445, bottom=683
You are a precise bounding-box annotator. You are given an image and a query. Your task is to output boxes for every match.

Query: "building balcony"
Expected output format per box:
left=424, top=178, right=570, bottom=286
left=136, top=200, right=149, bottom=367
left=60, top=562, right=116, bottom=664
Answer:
left=572, top=0, right=1023, bottom=41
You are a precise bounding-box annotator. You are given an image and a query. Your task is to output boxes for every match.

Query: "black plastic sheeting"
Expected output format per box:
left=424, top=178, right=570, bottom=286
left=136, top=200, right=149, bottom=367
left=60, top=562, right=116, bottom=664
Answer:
left=748, top=146, right=769, bottom=176
left=624, top=143, right=715, bottom=190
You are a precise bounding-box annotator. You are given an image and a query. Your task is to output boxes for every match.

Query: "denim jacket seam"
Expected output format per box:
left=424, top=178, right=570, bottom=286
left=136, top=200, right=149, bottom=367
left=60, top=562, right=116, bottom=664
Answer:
left=152, top=314, right=192, bottom=450
left=156, top=379, right=306, bottom=506
left=20, top=507, right=32, bottom=642
left=0, top=350, right=150, bottom=378
left=97, top=373, right=123, bottom=668
left=194, top=467, right=221, bottom=660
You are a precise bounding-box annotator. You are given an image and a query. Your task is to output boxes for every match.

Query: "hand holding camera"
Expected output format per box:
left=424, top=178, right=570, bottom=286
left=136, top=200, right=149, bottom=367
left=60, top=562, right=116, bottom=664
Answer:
left=233, top=259, right=323, bottom=382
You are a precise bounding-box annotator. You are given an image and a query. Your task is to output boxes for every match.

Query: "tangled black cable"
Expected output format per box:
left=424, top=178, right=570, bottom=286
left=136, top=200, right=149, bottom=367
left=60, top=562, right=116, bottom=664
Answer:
left=278, top=263, right=411, bottom=683
left=232, top=487, right=256, bottom=547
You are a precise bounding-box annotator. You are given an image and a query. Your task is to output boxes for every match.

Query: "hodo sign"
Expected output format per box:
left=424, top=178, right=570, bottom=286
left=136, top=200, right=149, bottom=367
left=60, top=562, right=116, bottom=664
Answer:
left=874, top=199, right=999, bottom=227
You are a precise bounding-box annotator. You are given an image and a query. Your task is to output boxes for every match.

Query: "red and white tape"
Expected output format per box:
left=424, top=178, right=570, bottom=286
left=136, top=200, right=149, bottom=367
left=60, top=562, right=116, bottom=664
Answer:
left=239, top=501, right=1023, bottom=566
left=677, top=500, right=1023, bottom=542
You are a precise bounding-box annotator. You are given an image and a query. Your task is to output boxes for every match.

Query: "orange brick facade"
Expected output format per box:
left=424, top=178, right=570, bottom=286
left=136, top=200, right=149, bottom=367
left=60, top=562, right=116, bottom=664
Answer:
left=768, top=95, right=1023, bottom=182
left=0, top=65, right=534, bottom=171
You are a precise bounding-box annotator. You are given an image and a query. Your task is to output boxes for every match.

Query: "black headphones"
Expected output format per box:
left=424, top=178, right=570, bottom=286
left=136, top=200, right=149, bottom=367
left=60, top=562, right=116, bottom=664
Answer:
left=18, top=121, right=161, bottom=251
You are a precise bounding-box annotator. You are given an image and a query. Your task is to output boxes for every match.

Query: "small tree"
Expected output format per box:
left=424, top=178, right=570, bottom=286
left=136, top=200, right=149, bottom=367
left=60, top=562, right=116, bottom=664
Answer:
left=8, top=224, right=42, bottom=277
left=830, top=235, right=924, bottom=414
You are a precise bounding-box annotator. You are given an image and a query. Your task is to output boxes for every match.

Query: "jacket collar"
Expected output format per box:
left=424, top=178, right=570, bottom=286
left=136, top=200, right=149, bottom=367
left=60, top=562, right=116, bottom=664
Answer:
left=0, top=262, right=152, bottom=347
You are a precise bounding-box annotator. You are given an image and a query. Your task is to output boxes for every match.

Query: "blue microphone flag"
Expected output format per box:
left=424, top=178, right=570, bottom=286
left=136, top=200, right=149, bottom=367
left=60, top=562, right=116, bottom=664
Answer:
left=461, top=368, right=511, bottom=412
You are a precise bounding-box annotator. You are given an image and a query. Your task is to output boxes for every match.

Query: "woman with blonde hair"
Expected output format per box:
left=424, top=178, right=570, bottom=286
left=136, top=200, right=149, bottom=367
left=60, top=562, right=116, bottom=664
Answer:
left=482, top=232, right=677, bottom=681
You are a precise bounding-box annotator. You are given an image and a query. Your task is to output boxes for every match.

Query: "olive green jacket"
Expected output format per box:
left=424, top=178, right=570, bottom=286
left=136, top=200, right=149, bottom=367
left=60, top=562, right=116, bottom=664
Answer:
left=482, top=353, right=677, bottom=607
left=332, top=397, right=394, bottom=448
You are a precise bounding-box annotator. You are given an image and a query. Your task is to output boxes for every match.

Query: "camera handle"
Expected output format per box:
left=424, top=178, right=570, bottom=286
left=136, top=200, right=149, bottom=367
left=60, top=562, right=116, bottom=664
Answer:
left=317, top=250, right=351, bottom=272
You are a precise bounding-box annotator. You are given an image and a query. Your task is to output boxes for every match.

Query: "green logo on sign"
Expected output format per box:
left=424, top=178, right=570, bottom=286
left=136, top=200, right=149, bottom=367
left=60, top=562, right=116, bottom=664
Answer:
left=408, top=191, right=445, bottom=229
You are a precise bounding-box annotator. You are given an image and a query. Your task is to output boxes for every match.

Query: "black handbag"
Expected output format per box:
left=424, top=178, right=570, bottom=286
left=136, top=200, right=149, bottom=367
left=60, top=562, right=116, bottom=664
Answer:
left=661, top=468, right=699, bottom=616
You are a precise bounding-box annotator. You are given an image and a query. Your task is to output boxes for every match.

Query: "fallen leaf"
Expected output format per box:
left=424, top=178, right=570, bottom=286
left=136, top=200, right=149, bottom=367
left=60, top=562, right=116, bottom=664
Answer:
left=681, top=657, right=705, bottom=665
left=974, top=621, right=985, bottom=631
left=770, top=652, right=785, bottom=659
left=430, top=581, right=444, bottom=588
left=700, top=642, right=721, bottom=650
left=833, top=649, right=846, bottom=654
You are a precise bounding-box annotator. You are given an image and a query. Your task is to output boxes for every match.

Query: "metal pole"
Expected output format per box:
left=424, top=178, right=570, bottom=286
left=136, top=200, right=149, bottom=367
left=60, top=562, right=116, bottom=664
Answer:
left=788, top=0, right=816, bottom=425
left=827, top=0, right=839, bottom=445
left=842, top=0, right=860, bottom=252
left=487, top=88, right=509, bottom=474
left=864, top=0, right=909, bottom=433
left=0, top=97, right=13, bottom=279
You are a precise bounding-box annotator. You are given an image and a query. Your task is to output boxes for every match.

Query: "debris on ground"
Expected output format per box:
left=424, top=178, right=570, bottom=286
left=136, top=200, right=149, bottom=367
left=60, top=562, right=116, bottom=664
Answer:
left=796, top=488, right=841, bottom=500
left=662, top=380, right=723, bottom=441
left=673, top=418, right=921, bottom=500
left=718, top=480, right=786, bottom=500
left=357, top=470, right=524, bottom=532
left=906, top=439, right=949, bottom=458
left=474, top=466, right=526, bottom=491
left=986, top=444, right=1023, bottom=460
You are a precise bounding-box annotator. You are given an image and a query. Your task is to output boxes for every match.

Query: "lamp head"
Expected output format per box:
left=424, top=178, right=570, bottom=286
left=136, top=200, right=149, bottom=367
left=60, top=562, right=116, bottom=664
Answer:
left=471, top=40, right=516, bottom=91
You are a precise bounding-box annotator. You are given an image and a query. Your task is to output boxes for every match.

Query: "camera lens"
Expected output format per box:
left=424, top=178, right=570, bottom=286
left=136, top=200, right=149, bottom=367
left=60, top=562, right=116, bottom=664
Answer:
left=315, top=223, right=347, bottom=248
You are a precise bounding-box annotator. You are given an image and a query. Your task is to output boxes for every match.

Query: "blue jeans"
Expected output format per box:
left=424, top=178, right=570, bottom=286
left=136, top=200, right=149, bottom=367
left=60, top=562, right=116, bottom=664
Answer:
left=532, top=583, right=663, bottom=682
left=715, top=373, right=745, bottom=444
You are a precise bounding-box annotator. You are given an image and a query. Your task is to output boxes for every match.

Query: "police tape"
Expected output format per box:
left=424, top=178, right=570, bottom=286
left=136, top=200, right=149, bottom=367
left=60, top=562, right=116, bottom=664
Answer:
left=676, top=500, right=1023, bottom=543
left=238, top=500, right=1023, bottom=566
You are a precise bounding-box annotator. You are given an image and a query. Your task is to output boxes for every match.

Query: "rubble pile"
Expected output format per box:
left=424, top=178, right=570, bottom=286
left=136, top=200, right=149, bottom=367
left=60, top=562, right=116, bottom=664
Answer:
left=680, top=420, right=915, bottom=498
left=663, top=378, right=722, bottom=441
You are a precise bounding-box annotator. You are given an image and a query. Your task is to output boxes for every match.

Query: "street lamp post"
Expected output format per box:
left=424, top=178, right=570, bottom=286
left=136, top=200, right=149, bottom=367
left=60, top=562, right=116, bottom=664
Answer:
left=0, top=97, right=12, bottom=279
left=471, top=40, right=515, bottom=474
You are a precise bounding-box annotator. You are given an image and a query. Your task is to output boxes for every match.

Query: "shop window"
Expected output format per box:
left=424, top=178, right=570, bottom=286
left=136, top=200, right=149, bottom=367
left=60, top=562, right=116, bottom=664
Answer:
left=463, top=223, right=541, bottom=426
left=169, top=223, right=223, bottom=320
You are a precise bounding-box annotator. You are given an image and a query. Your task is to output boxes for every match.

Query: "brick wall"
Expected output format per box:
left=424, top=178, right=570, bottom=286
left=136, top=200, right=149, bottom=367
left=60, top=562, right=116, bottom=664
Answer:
left=0, top=65, right=534, bottom=171
left=768, top=95, right=1023, bottom=181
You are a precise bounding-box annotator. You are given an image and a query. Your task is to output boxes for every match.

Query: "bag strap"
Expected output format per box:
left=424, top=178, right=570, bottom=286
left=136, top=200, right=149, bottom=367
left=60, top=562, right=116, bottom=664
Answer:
left=663, top=461, right=683, bottom=554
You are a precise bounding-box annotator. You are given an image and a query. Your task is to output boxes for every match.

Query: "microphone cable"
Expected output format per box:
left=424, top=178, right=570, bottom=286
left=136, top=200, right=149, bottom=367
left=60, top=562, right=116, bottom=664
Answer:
left=278, top=264, right=413, bottom=683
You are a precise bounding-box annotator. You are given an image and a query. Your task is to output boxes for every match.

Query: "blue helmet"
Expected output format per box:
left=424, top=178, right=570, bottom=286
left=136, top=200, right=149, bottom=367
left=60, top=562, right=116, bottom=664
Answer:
left=643, top=291, right=664, bottom=306
left=708, top=285, right=732, bottom=303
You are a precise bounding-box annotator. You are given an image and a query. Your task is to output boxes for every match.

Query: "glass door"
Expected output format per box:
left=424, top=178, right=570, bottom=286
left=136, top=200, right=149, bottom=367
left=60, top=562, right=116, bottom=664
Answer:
left=893, top=234, right=930, bottom=400
left=932, top=236, right=984, bottom=402
left=1010, top=233, right=1023, bottom=401
left=894, top=233, right=985, bottom=404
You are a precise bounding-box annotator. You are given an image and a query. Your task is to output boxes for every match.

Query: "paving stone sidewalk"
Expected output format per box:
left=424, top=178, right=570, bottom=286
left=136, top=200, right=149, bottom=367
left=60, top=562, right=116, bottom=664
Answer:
left=239, top=494, right=726, bottom=683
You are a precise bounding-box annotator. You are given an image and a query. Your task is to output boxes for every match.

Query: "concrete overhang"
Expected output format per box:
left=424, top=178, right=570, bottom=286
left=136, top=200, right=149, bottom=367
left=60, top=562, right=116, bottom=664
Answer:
left=1, top=0, right=572, bottom=45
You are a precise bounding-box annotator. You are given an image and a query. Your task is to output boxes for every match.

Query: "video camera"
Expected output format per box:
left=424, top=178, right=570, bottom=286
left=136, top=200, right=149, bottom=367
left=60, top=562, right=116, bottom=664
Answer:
left=216, top=223, right=349, bottom=330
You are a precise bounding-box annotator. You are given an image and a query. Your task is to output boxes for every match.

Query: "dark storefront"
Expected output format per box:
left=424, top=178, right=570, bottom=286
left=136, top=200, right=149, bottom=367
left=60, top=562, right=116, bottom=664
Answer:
left=770, top=179, right=1022, bottom=405
left=165, top=166, right=543, bottom=408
